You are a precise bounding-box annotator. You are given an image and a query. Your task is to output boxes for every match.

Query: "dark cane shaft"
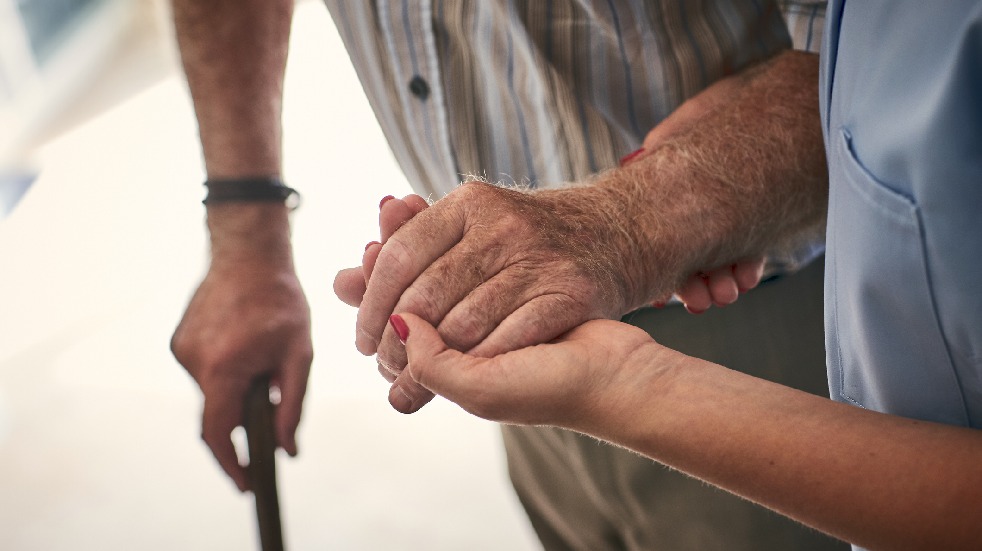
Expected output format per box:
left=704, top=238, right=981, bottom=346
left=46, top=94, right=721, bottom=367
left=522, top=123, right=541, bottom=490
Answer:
left=244, top=377, right=285, bottom=551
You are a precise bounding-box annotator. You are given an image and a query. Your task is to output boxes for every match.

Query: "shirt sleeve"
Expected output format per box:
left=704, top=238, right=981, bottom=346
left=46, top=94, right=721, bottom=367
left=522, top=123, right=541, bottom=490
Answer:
left=778, top=1, right=827, bottom=54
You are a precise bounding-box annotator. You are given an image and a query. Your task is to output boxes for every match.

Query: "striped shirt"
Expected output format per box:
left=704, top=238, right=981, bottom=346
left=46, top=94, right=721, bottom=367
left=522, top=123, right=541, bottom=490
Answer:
left=324, top=0, right=826, bottom=201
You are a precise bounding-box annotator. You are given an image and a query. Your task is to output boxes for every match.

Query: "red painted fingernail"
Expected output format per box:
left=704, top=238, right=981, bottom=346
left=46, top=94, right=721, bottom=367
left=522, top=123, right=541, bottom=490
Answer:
left=379, top=195, right=395, bottom=209
left=651, top=301, right=665, bottom=309
left=389, top=314, right=409, bottom=344
left=365, top=240, right=380, bottom=251
left=619, top=147, right=645, bottom=167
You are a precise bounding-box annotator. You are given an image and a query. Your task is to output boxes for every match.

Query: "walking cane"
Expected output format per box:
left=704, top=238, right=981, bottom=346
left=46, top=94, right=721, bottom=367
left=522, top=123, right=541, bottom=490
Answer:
left=244, top=376, right=285, bottom=551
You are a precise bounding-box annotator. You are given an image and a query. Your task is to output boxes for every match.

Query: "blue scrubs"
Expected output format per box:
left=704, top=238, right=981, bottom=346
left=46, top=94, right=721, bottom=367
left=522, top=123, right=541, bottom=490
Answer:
left=822, top=1, right=982, bottom=428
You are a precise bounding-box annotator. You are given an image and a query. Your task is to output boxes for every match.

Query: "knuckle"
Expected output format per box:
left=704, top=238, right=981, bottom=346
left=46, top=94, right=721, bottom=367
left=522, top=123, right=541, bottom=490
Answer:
left=377, top=356, right=405, bottom=378
left=441, top=312, right=486, bottom=351
left=378, top=363, right=398, bottom=383
left=374, top=237, right=415, bottom=282
left=398, top=284, right=444, bottom=324
left=454, top=180, right=491, bottom=199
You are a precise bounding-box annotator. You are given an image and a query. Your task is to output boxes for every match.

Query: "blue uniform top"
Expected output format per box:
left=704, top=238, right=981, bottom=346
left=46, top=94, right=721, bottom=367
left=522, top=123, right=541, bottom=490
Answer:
left=821, top=0, right=982, bottom=428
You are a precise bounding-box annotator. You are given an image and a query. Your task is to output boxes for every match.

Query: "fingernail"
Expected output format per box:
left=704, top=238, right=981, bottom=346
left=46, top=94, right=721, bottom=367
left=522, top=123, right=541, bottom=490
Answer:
left=365, top=240, right=380, bottom=251
left=389, top=314, right=409, bottom=344
left=619, top=147, right=645, bottom=167
left=684, top=305, right=706, bottom=315
left=651, top=301, right=665, bottom=309
left=379, top=195, right=395, bottom=209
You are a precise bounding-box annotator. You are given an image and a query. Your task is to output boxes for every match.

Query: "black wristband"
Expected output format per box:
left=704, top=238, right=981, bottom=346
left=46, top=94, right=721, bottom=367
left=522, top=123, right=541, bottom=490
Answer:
left=203, top=177, right=300, bottom=208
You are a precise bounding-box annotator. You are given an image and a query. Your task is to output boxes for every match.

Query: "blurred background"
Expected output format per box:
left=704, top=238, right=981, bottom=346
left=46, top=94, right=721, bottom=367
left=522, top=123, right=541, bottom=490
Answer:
left=0, top=0, right=539, bottom=548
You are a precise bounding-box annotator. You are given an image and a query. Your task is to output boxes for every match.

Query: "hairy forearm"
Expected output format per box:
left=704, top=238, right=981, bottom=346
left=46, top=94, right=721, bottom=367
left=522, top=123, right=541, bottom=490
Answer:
left=571, top=51, right=828, bottom=309
left=587, top=348, right=982, bottom=549
left=172, top=0, right=295, bottom=256
left=172, top=0, right=293, bottom=178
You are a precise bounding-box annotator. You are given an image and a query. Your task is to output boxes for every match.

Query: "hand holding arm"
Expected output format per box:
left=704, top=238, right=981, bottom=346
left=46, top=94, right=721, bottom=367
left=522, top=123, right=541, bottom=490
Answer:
left=398, top=313, right=982, bottom=550
left=351, top=50, right=825, bottom=414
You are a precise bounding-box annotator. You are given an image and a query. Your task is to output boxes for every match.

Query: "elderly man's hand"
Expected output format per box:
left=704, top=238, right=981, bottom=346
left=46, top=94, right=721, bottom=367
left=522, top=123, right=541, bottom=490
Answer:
left=335, top=189, right=764, bottom=413
left=172, top=203, right=312, bottom=492
left=348, top=182, right=647, bottom=413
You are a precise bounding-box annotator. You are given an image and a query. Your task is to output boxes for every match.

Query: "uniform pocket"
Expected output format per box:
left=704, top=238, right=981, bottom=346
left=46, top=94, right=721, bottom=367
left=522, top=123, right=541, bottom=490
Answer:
left=824, top=129, right=967, bottom=424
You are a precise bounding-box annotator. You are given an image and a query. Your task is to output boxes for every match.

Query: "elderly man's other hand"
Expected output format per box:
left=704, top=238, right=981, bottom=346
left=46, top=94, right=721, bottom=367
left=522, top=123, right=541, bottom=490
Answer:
left=172, top=203, right=312, bottom=492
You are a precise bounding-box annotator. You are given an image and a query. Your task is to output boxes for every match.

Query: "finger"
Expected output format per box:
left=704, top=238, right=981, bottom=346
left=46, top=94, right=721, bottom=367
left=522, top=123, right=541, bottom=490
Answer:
left=706, top=266, right=740, bottom=307
left=398, top=313, right=486, bottom=402
left=401, top=313, right=544, bottom=423
left=388, top=370, right=436, bottom=414
left=428, top=264, right=541, bottom=353
left=362, top=240, right=382, bottom=283
left=273, top=346, right=312, bottom=457
left=201, top=387, right=249, bottom=492
left=356, top=201, right=467, bottom=355
left=382, top=313, right=444, bottom=414
left=733, top=257, right=766, bottom=293
left=377, top=361, right=397, bottom=383
left=650, top=292, right=672, bottom=308
left=403, top=193, right=429, bottom=214
left=373, top=236, right=510, bottom=369
left=466, top=293, right=593, bottom=358
left=675, top=274, right=712, bottom=314
left=334, top=267, right=367, bottom=307
left=380, top=197, right=422, bottom=242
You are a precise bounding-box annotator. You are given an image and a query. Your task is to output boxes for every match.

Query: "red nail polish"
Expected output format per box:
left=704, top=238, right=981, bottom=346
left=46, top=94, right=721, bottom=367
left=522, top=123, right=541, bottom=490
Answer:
left=619, top=147, right=645, bottom=167
left=379, top=195, right=395, bottom=209
left=389, top=314, right=409, bottom=344
left=365, top=240, right=381, bottom=251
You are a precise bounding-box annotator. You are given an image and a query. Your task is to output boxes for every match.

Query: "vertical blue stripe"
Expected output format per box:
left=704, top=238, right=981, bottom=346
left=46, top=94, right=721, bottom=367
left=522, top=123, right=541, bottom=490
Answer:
left=506, top=1, right=537, bottom=185
left=606, top=0, right=642, bottom=137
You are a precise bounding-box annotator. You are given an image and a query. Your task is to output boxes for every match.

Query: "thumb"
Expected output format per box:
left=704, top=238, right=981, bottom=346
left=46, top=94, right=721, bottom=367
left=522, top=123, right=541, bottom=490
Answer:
left=333, top=266, right=367, bottom=307
left=390, top=313, right=486, bottom=401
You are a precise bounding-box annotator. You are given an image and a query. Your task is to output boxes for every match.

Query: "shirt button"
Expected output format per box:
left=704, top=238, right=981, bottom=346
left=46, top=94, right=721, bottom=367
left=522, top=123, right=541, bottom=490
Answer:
left=408, top=75, right=430, bottom=100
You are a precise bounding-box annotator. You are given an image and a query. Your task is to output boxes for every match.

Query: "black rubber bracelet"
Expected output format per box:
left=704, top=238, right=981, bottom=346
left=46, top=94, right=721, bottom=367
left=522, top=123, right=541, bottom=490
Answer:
left=203, top=177, right=300, bottom=208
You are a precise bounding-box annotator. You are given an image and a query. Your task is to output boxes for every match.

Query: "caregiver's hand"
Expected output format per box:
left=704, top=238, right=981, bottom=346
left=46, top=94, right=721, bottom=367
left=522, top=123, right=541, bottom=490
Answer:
left=393, top=312, right=671, bottom=430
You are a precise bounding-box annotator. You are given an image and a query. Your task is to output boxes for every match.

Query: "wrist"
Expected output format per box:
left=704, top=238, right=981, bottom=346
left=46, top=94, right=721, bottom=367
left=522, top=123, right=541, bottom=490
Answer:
left=203, top=176, right=299, bottom=207
left=206, top=201, right=295, bottom=267
left=539, top=180, right=677, bottom=313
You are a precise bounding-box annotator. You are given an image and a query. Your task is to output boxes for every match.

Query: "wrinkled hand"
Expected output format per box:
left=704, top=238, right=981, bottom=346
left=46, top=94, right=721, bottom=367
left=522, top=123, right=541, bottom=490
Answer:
left=172, top=206, right=312, bottom=492
left=345, top=183, right=649, bottom=414
left=335, top=192, right=764, bottom=413
left=395, top=313, right=667, bottom=430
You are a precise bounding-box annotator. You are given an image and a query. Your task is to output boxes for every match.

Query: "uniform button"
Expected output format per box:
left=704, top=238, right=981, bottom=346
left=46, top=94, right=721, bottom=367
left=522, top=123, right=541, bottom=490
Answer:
left=408, top=75, right=430, bottom=100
